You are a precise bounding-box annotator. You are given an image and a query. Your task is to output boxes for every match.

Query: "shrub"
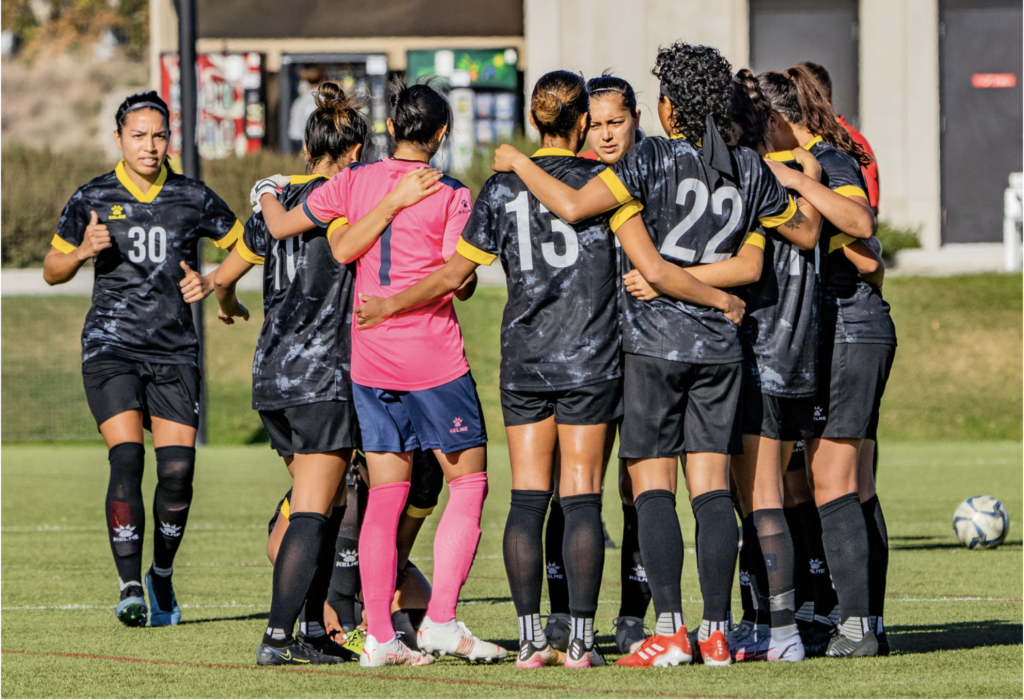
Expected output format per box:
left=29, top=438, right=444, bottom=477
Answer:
left=876, top=219, right=921, bottom=264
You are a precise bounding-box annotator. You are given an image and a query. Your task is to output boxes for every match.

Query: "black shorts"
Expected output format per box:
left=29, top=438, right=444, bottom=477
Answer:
left=619, top=354, right=743, bottom=459
left=259, top=400, right=360, bottom=457
left=786, top=441, right=806, bottom=473
left=810, top=343, right=896, bottom=440
left=741, top=378, right=816, bottom=441
left=407, top=448, right=445, bottom=517
left=82, top=354, right=200, bottom=431
left=500, top=377, right=623, bottom=427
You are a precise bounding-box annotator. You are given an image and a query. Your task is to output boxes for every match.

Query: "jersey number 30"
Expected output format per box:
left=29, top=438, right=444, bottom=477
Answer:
left=505, top=192, right=579, bottom=272
left=661, top=179, right=742, bottom=263
left=127, top=226, right=167, bottom=264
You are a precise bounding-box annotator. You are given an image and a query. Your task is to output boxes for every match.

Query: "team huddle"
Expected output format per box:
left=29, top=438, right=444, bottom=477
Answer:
left=44, top=40, right=896, bottom=669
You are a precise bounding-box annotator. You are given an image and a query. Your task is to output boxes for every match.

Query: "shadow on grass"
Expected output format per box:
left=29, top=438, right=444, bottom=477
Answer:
left=889, top=619, right=1023, bottom=654
left=889, top=536, right=1022, bottom=551
left=179, top=611, right=269, bottom=625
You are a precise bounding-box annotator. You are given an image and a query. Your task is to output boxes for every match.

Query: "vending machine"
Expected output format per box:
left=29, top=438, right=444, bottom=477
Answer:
left=160, top=52, right=265, bottom=160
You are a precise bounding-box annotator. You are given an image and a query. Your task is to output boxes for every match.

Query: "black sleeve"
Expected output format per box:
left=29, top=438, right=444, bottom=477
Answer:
left=754, top=157, right=798, bottom=229
left=608, top=137, right=658, bottom=204
left=199, top=185, right=243, bottom=249
left=238, top=214, right=268, bottom=265
left=455, top=178, right=500, bottom=265
left=818, top=150, right=867, bottom=195
left=52, top=189, right=90, bottom=252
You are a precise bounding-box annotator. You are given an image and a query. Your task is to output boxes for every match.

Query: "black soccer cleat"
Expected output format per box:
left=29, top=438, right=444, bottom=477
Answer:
left=257, top=640, right=346, bottom=666
left=825, top=629, right=879, bottom=658
left=801, top=620, right=835, bottom=658
left=297, top=634, right=356, bottom=662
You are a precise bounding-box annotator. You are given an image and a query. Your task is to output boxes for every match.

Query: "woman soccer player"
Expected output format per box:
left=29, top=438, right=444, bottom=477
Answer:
left=255, top=79, right=504, bottom=667
left=490, top=43, right=821, bottom=667
left=758, top=65, right=896, bottom=658
left=43, top=91, right=242, bottom=628
left=212, top=84, right=443, bottom=665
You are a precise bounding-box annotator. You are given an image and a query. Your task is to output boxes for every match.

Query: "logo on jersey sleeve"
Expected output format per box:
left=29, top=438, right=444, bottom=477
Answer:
left=109, top=205, right=126, bottom=220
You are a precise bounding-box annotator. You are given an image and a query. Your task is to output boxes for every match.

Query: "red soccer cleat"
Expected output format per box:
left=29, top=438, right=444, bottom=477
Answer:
left=697, top=629, right=732, bottom=666
left=615, top=626, right=693, bottom=667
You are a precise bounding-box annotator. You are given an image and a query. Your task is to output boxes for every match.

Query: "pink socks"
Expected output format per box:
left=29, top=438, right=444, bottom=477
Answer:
left=426, top=471, right=488, bottom=623
left=358, top=480, right=410, bottom=642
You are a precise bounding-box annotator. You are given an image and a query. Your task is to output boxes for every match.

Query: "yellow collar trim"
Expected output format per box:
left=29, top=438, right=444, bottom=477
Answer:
left=765, top=150, right=795, bottom=162
left=802, top=135, right=824, bottom=150
left=532, top=148, right=576, bottom=158
left=670, top=133, right=702, bottom=147
left=291, top=174, right=327, bottom=184
left=116, top=161, right=167, bottom=203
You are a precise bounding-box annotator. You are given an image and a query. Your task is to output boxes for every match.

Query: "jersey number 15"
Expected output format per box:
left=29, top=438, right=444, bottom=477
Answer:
left=505, top=192, right=579, bottom=272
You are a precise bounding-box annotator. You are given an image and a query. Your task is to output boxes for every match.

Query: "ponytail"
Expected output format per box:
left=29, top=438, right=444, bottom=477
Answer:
left=729, top=68, right=771, bottom=151
left=531, top=70, right=589, bottom=140
left=304, top=81, right=370, bottom=170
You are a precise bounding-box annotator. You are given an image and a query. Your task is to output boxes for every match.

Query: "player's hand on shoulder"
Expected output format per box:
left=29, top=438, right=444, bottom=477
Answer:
left=623, top=269, right=661, bottom=301
left=77, top=210, right=112, bottom=260
left=179, top=261, right=214, bottom=303
left=721, top=293, right=746, bottom=326
left=492, top=144, right=526, bottom=173
left=763, top=158, right=806, bottom=190
left=354, top=293, right=391, bottom=330
left=250, top=174, right=291, bottom=213
left=389, top=167, right=443, bottom=209
left=790, top=147, right=822, bottom=181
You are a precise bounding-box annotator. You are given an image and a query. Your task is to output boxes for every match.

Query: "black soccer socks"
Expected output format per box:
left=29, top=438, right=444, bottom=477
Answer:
left=264, top=511, right=328, bottom=648
left=691, top=490, right=738, bottom=627
left=152, top=445, right=195, bottom=571
left=328, top=497, right=362, bottom=632
left=544, top=500, right=570, bottom=615
left=561, top=493, right=604, bottom=647
left=818, top=493, right=871, bottom=626
left=796, top=500, right=840, bottom=623
left=504, top=490, right=553, bottom=641
left=619, top=504, right=652, bottom=619
left=861, top=495, right=889, bottom=625
left=753, top=508, right=797, bottom=628
left=300, top=506, right=344, bottom=640
left=740, top=513, right=771, bottom=624
left=785, top=506, right=815, bottom=623
left=634, top=489, right=684, bottom=632
left=106, top=442, right=146, bottom=593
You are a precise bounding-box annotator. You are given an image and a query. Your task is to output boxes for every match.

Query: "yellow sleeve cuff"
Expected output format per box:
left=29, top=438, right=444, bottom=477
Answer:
left=609, top=200, right=643, bottom=233
left=235, top=237, right=264, bottom=265
left=405, top=504, right=435, bottom=518
left=280, top=497, right=290, bottom=521
left=765, top=150, right=795, bottom=162
left=50, top=234, right=77, bottom=255
left=598, top=168, right=633, bottom=205
left=456, top=237, right=497, bottom=266
left=835, top=185, right=868, bottom=200
left=326, top=217, right=350, bottom=244
left=829, top=233, right=858, bottom=254
left=743, top=231, right=766, bottom=250
left=760, top=195, right=798, bottom=229
left=213, top=220, right=244, bottom=249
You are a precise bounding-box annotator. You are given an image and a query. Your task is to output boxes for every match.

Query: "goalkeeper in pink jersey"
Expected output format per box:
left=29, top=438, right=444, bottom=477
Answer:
left=257, top=79, right=505, bottom=668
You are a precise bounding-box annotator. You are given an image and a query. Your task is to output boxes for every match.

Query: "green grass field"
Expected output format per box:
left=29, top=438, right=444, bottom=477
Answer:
left=1, top=441, right=1021, bottom=697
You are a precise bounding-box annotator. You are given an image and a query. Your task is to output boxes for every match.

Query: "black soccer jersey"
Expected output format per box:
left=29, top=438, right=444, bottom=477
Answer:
left=53, top=162, right=241, bottom=365
left=457, top=148, right=640, bottom=392
left=237, top=175, right=356, bottom=410
left=806, top=138, right=897, bottom=346
left=739, top=152, right=820, bottom=398
left=604, top=135, right=798, bottom=364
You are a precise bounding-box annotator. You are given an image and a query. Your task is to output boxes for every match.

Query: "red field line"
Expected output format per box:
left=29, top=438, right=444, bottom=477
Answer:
left=1, top=649, right=742, bottom=698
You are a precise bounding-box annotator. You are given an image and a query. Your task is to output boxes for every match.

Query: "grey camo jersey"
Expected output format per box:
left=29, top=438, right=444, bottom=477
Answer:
left=609, top=136, right=796, bottom=364
left=242, top=176, right=356, bottom=410
left=460, top=154, right=623, bottom=392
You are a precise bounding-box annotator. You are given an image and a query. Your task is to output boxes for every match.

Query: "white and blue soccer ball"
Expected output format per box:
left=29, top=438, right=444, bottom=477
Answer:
left=952, top=495, right=1009, bottom=550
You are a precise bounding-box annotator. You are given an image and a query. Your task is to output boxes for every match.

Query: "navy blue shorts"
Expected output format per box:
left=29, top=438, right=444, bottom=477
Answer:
left=352, top=372, right=487, bottom=454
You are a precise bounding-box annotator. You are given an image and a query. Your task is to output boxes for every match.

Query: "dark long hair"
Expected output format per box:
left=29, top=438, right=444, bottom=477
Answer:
left=387, top=77, right=453, bottom=152
left=729, top=68, right=771, bottom=151
left=531, top=70, right=589, bottom=140
left=304, top=82, right=369, bottom=171
left=758, top=65, right=872, bottom=166
left=586, top=71, right=637, bottom=116
left=652, top=42, right=733, bottom=143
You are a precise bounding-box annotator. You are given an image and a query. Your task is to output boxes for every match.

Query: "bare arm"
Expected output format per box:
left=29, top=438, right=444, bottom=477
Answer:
left=493, top=145, right=622, bottom=223
left=212, top=247, right=254, bottom=325
left=685, top=242, right=765, bottom=288
left=614, top=214, right=745, bottom=324
left=354, top=253, right=479, bottom=330
left=842, top=238, right=885, bottom=288
left=43, top=210, right=109, bottom=285
left=765, top=158, right=875, bottom=239
left=259, top=194, right=320, bottom=240
left=769, top=196, right=822, bottom=250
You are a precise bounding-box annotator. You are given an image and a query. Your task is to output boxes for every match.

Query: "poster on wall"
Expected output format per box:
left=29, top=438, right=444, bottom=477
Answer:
left=161, top=52, right=265, bottom=160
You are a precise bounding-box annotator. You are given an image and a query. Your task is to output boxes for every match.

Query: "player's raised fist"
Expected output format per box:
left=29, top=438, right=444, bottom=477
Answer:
left=78, top=210, right=112, bottom=260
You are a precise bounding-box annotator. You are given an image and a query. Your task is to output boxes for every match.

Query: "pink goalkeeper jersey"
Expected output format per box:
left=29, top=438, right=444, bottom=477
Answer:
left=304, top=158, right=473, bottom=391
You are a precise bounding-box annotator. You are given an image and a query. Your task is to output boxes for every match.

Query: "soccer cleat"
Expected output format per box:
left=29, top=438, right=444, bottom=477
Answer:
left=543, top=613, right=571, bottom=652
left=341, top=628, right=366, bottom=657
left=144, top=568, right=181, bottom=627
left=697, top=630, right=732, bottom=666
left=115, top=595, right=148, bottom=627
left=516, top=640, right=564, bottom=669
left=359, top=634, right=434, bottom=667
left=564, top=638, right=606, bottom=668
left=826, top=629, right=879, bottom=658
left=801, top=621, right=835, bottom=658
left=257, top=640, right=345, bottom=666
left=417, top=617, right=508, bottom=662
left=730, top=622, right=769, bottom=662
left=767, top=625, right=805, bottom=662
left=612, top=616, right=649, bottom=655
left=615, top=625, right=692, bottom=667
left=298, top=634, right=356, bottom=662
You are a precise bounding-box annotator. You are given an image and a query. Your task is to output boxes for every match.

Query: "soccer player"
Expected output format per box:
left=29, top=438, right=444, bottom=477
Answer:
left=213, top=83, right=445, bottom=665
left=256, top=79, right=505, bottom=667
left=506, top=42, right=824, bottom=668
left=759, top=65, right=896, bottom=658
left=42, top=92, right=242, bottom=628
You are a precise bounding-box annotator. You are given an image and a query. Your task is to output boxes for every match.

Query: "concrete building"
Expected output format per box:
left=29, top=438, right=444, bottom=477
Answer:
left=151, top=0, right=1022, bottom=267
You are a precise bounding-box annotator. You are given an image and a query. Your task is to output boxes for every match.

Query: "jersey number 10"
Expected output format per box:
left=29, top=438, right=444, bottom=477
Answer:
left=505, top=192, right=579, bottom=272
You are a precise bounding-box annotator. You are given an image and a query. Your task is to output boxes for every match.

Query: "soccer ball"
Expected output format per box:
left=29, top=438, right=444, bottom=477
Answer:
left=952, top=495, right=1009, bottom=549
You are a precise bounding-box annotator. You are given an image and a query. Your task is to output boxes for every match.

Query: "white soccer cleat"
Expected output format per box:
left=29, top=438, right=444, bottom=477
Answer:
left=417, top=616, right=509, bottom=662
left=767, top=624, right=806, bottom=662
left=359, top=634, right=434, bottom=667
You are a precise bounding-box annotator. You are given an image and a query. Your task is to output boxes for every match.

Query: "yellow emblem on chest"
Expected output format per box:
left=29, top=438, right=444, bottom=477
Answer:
left=109, top=205, right=126, bottom=220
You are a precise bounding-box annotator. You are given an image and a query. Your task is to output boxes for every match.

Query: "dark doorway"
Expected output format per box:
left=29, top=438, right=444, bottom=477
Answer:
left=940, top=0, right=1023, bottom=244
left=750, top=0, right=860, bottom=126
